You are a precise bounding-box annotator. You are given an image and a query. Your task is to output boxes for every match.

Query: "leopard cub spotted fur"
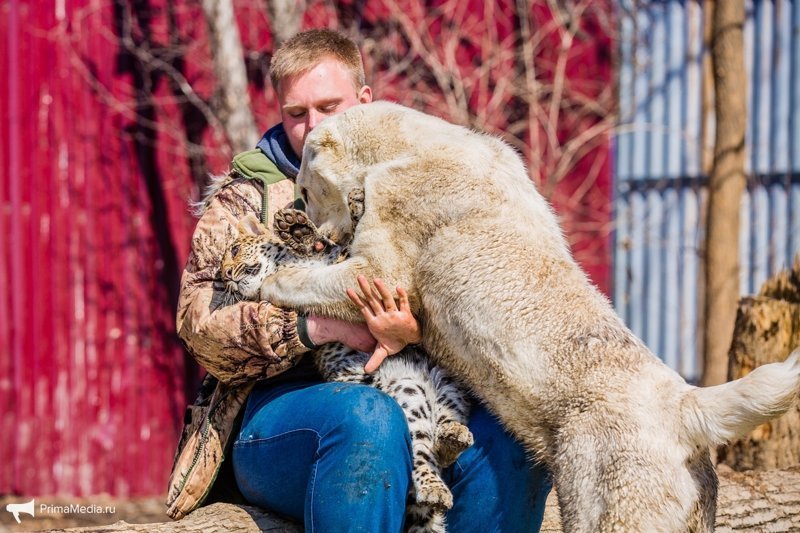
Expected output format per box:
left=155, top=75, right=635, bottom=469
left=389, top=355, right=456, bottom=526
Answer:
left=221, top=208, right=473, bottom=533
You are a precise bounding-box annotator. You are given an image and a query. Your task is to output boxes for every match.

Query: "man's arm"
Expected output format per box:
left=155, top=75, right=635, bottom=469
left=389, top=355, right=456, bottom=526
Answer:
left=177, top=177, right=379, bottom=386
left=177, top=178, right=310, bottom=387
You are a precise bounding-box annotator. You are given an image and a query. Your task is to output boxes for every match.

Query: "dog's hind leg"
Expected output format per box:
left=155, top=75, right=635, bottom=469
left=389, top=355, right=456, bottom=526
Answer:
left=684, top=450, right=717, bottom=533
left=554, top=429, right=702, bottom=533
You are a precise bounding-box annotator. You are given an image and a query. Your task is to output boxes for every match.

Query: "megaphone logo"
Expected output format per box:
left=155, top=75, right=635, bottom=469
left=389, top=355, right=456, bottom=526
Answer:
left=6, top=499, right=35, bottom=523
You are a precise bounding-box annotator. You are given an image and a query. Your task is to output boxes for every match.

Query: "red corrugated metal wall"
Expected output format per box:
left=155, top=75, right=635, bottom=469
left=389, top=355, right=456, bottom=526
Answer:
left=1, top=0, right=613, bottom=497
left=0, top=0, right=242, bottom=497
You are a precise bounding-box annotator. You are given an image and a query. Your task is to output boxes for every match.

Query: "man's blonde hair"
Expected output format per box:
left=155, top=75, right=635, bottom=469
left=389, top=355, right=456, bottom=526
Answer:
left=269, top=29, right=366, bottom=93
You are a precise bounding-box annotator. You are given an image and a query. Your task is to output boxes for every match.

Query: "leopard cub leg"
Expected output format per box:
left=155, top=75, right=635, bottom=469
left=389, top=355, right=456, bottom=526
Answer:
left=311, top=344, right=372, bottom=385
left=405, top=502, right=446, bottom=533
left=436, top=421, right=473, bottom=468
left=430, top=366, right=473, bottom=468
left=379, top=366, right=453, bottom=511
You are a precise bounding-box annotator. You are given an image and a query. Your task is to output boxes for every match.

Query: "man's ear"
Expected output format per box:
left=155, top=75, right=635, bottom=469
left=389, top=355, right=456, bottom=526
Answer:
left=358, top=85, right=373, bottom=104
left=237, top=214, right=268, bottom=236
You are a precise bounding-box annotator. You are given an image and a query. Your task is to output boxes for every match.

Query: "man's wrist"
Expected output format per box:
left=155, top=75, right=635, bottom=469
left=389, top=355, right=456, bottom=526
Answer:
left=297, top=313, right=320, bottom=349
left=304, top=314, right=377, bottom=353
left=302, top=314, right=340, bottom=346
left=407, top=326, right=423, bottom=346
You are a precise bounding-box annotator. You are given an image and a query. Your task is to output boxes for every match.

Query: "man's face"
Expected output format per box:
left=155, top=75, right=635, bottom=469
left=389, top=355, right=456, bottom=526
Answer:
left=278, top=57, right=372, bottom=157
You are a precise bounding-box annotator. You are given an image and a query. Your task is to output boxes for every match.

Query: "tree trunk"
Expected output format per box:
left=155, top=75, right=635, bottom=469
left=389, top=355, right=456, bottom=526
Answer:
left=260, top=0, right=307, bottom=215
left=718, top=256, right=800, bottom=470
left=200, top=0, right=259, bottom=154
left=200, top=0, right=297, bottom=213
left=52, top=467, right=800, bottom=532
left=266, top=0, right=306, bottom=47
left=702, top=0, right=747, bottom=386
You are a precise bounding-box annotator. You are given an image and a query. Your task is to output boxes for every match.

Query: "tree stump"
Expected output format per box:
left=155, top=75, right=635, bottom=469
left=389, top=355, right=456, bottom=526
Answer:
left=718, top=255, right=800, bottom=471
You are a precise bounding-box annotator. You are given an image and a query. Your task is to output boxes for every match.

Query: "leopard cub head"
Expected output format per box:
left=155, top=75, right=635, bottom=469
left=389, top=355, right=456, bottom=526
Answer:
left=220, top=211, right=346, bottom=303
left=220, top=215, right=286, bottom=301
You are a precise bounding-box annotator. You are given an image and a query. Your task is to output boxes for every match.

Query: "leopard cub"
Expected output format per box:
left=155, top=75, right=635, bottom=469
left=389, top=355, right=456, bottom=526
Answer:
left=221, top=208, right=473, bottom=533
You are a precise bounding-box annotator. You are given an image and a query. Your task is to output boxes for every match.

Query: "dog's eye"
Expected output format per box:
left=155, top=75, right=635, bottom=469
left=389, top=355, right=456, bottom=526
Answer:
left=231, top=244, right=240, bottom=257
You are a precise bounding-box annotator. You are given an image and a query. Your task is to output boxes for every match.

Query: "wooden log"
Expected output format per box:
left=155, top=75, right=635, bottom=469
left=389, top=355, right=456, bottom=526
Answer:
left=50, top=258, right=800, bottom=531
left=50, top=502, right=301, bottom=532
left=718, top=256, right=800, bottom=471
left=714, top=465, right=800, bottom=531
left=49, top=467, right=800, bottom=532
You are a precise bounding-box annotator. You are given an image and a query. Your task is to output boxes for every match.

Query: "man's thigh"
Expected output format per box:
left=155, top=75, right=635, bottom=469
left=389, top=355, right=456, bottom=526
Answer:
left=231, top=380, right=412, bottom=521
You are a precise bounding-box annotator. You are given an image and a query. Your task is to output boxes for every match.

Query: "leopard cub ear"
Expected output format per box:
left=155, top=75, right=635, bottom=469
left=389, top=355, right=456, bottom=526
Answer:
left=236, top=214, right=268, bottom=236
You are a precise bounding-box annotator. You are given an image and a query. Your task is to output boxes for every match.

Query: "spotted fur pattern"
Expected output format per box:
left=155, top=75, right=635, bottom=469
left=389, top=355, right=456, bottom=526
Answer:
left=221, top=208, right=473, bottom=532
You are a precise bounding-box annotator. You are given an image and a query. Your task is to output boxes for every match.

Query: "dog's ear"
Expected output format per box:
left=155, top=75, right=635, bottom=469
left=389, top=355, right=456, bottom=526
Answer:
left=237, top=214, right=267, bottom=236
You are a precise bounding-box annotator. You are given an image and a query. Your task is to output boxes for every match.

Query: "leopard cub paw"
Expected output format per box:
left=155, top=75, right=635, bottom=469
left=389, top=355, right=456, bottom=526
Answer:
left=414, top=475, right=453, bottom=511
left=273, top=209, right=321, bottom=256
left=347, top=187, right=365, bottom=226
left=435, top=421, right=474, bottom=468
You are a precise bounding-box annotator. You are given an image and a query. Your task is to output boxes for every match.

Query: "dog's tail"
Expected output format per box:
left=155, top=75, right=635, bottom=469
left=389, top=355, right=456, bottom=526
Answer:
left=680, top=348, right=800, bottom=447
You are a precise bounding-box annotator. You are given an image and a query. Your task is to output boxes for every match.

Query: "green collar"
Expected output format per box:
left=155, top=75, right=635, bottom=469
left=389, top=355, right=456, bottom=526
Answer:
left=231, top=150, right=289, bottom=224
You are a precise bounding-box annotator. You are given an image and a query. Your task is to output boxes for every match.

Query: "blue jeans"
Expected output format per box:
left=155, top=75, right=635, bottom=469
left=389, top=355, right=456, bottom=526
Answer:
left=232, top=381, right=551, bottom=532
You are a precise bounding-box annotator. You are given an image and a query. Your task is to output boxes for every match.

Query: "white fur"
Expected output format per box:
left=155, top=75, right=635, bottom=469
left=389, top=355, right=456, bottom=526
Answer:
left=682, top=350, right=800, bottom=447
left=260, top=101, right=800, bottom=532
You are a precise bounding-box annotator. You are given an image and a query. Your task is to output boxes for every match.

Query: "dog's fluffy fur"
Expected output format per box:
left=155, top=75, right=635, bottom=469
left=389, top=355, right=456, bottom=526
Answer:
left=259, top=101, right=800, bottom=532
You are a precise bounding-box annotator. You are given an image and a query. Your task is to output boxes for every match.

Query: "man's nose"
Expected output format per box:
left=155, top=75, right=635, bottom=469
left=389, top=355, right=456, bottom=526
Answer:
left=307, top=110, right=321, bottom=130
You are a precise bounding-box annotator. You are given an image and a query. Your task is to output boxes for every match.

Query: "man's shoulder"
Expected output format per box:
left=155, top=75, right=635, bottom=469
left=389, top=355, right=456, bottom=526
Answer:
left=231, top=149, right=287, bottom=185
left=193, top=149, right=289, bottom=218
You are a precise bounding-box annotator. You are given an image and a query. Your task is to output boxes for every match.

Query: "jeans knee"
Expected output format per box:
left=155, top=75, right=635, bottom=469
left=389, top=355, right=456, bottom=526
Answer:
left=323, top=383, right=411, bottom=450
left=318, top=384, right=413, bottom=498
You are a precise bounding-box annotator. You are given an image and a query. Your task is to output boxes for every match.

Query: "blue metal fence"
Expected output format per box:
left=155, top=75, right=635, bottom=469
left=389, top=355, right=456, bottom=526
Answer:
left=614, top=0, right=800, bottom=382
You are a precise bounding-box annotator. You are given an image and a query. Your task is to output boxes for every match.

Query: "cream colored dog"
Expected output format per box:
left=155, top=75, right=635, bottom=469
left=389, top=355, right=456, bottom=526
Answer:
left=260, top=101, right=800, bottom=532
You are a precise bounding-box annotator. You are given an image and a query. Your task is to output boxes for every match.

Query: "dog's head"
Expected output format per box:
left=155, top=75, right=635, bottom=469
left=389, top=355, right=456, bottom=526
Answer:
left=296, top=101, right=415, bottom=243
left=297, top=119, right=360, bottom=244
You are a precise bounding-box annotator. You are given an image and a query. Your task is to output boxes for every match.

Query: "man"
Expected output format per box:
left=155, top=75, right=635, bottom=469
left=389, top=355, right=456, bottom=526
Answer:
left=166, top=29, right=551, bottom=531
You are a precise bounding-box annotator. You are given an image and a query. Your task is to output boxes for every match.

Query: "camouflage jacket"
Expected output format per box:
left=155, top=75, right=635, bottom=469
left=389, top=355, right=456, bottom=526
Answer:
left=165, top=150, right=309, bottom=520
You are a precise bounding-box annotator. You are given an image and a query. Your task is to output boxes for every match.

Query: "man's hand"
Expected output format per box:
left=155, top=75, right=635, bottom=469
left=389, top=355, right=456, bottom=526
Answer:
left=347, top=276, right=422, bottom=373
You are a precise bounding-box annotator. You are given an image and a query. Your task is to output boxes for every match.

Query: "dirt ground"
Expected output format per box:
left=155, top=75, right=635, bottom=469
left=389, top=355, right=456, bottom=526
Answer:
left=0, top=495, right=168, bottom=532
